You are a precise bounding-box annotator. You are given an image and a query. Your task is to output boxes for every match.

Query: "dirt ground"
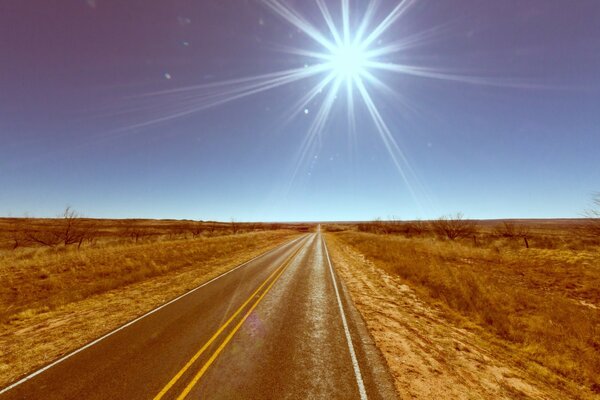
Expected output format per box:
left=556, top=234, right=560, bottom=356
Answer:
left=325, top=234, right=590, bottom=400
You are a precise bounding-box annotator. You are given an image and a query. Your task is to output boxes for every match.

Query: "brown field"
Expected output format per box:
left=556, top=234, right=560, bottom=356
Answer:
left=0, top=217, right=308, bottom=386
left=2, top=215, right=599, bottom=397
left=325, top=219, right=600, bottom=398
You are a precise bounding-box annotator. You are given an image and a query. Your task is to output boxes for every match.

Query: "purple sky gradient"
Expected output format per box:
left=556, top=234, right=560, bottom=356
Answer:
left=1, top=0, right=599, bottom=221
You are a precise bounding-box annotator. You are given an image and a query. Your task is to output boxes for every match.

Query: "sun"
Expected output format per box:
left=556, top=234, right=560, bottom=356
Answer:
left=126, top=0, right=518, bottom=208
left=327, top=44, right=368, bottom=80
left=138, top=0, right=440, bottom=195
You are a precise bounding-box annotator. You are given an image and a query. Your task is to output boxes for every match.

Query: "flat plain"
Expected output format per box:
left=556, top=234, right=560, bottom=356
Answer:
left=325, top=219, right=600, bottom=399
left=1, top=217, right=598, bottom=399
left=0, top=218, right=307, bottom=388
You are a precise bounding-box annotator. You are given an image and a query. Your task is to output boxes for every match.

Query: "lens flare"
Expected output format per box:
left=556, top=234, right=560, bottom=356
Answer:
left=327, top=44, right=368, bottom=80
left=122, top=0, right=527, bottom=204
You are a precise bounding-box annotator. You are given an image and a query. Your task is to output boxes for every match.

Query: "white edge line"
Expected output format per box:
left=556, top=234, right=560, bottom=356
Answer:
left=0, top=234, right=309, bottom=394
left=321, top=233, right=368, bottom=400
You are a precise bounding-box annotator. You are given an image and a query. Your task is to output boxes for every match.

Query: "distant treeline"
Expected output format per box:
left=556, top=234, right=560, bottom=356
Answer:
left=325, top=212, right=600, bottom=250
left=0, top=208, right=312, bottom=251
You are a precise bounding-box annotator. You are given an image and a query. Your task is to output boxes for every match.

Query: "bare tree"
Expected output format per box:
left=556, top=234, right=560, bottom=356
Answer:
left=230, top=218, right=238, bottom=234
left=24, top=227, right=61, bottom=247
left=404, top=220, right=428, bottom=237
left=430, top=213, right=478, bottom=241
left=57, top=206, right=86, bottom=246
left=356, top=222, right=370, bottom=233
left=373, top=218, right=391, bottom=234
left=494, top=221, right=531, bottom=248
left=167, top=226, right=186, bottom=240
left=24, top=207, right=88, bottom=247
left=583, top=193, right=600, bottom=236
left=207, top=222, right=218, bottom=234
left=189, top=222, right=204, bottom=238
left=85, top=226, right=98, bottom=246
left=9, top=219, right=29, bottom=250
left=126, top=227, right=147, bottom=243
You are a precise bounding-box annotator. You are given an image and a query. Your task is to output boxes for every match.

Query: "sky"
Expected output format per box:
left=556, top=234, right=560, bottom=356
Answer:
left=1, top=0, right=599, bottom=222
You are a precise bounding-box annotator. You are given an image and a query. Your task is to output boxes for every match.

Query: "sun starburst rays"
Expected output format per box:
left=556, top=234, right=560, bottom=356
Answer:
left=118, top=0, right=470, bottom=202
left=327, top=44, right=368, bottom=79
left=260, top=0, right=425, bottom=195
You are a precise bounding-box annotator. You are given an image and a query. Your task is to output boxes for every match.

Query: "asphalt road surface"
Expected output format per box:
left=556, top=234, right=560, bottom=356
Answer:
left=1, top=232, right=397, bottom=399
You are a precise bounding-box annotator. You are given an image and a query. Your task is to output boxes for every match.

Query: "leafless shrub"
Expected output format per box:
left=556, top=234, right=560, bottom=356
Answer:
left=85, top=226, right=98, bottom=246
left=583, top=193, right=600, bottom=237
left=24, top=225, right=61, bottom=248
left=357, top=218, right=401, bottom=234
left=189, top=222, right=204, bottom=238
left=167, top=226, right=186, bottom=240
left=373, top=218, right=389, bottom=234
left=320, top=224, right=344, bottom=232
left=57, top=207, right=89, bottom=248
left=494, top=222, right=531, bottom=248
left=357, top=219, right=380, bottom=234
left=356, top=222, right=372, bottom=233
left=384, top=219, right=407, bottom=234
left=24, top=207, right=89, bottom=248
left=430, top=213, right=478, bottom=241
left=9, top=219, right=28, bottom=250
left=230, top=218, right=238, bottom=234
left=207, top=222, right=218, bottom=234
left=126, top=227, right=148, bottom=243
left=404, top=220, right=428, bottom=237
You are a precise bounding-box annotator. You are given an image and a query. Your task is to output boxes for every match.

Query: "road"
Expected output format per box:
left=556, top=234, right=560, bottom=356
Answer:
left=1, top=232, right=397, bottom=399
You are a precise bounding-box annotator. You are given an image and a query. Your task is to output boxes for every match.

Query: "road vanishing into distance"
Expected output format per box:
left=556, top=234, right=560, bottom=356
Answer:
left=1, top=232, right=397, bottom=399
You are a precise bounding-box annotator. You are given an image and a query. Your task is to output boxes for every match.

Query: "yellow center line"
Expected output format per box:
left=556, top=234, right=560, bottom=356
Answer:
left=175, top=245, right=299, bottom=400
left=153, top=241, right=306, bottom=400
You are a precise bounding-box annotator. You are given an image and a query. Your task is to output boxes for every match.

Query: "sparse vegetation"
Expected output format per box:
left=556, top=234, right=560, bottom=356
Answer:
left=0, top=216, right=310, bottom=252
left=403, top=219, right=428, bottom=237
left=584, top=193, right=600, bottom=237
left=357, top=218, right=409, bottom=235
left=430, top=213, right=478, bottom=240
left=493, top=221, right=531, bottom=248
left=329, top=220, right=600, bottom=395
left=11, top=207, right=96, bottom=249
left=188, top=222, right=204, bottom=238
left=0, top=220, right=306, bottom=388
left=229, top=218, right=238, bottom=234
left=2, top=213, right=598, bottom=395
left=0, top=229, right=301, bottom=324
left=0, top=218, right=311, bottom=324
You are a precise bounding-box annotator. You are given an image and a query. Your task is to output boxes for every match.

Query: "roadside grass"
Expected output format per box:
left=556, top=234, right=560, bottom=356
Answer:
left=0, top=230, right=299, bottom=324
left=0, top=229, right=302, bottom=387
left=331, top=230, right=600, bottom=395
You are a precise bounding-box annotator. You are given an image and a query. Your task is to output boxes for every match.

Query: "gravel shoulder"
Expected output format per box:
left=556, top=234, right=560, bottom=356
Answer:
left=325, top=233, right=577, bottom=400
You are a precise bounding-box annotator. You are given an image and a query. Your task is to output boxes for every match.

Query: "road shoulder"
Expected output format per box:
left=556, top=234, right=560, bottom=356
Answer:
left=325, top=233, right=569, bottom=400
left=0, top=232, right=299, bottom=389
left=323, top=235, right=399, bottom=400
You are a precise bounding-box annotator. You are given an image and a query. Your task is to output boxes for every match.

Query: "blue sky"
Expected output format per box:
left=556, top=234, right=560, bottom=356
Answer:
left=1, top=0, right=599, bottom=221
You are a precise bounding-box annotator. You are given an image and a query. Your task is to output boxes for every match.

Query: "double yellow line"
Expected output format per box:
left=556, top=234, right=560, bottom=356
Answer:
left=153, top=240, right=305, bottom=400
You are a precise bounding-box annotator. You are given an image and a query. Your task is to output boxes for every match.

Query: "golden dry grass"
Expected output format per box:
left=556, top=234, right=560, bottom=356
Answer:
left=331, top=226, right=600, bottom=395
left=0, top=224, right=302, bottom=387
left=325, top=235, right=576, bottom=399
left=0, top=217, right=311, bottom=251
left=0, top=230, right=300, bottom=324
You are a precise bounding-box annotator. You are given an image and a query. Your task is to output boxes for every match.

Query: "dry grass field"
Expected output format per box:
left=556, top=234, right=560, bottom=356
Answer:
left=325, top=219, right=600, bottom=398
left=0, top=217, right=307, bottom=386
left=2, top=214, right=598, bottom=397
